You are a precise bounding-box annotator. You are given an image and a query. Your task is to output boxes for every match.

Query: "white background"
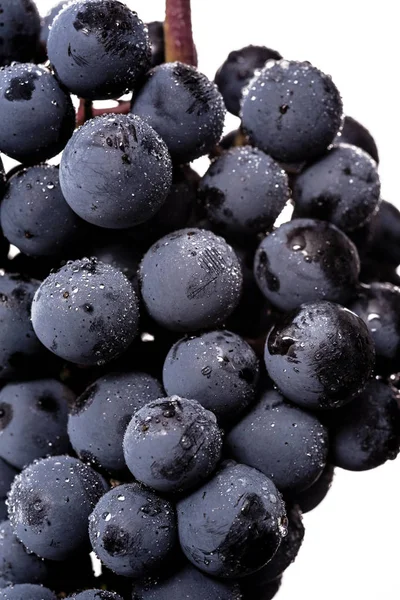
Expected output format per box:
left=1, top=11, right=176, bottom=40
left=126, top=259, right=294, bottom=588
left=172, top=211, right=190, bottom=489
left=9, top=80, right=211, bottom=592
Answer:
left=26, top=0, right=400, bottom=598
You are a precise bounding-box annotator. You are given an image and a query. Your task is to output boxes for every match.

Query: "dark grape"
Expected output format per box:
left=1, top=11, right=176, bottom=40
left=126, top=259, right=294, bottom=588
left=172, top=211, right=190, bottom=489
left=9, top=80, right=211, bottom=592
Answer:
left=331, top=379, right=400, bottom=471
left=177, top=461, right=287, bottom=578
left=47, top=0, right=151, bottom=99
left=347, top=215, right=377, bottom=259
left=0, top=1, right=41, bottom=67
left=359, top=257, right=400, bottom=287
left=349, top=282, right=400, bottom=372
left=1, top=165, right=83, bottom=257
left=215, top=45, right=282, bottom=116
left=265, top=301, right=375, bottom=410
left=0, top=460, right=18, bottom=521
left=37, top=2, right=66, bottom=62
left=147, top=21, right=165, bottom=67
left=0, top=520, right=93, bottom=591
left=335, top=116, right=379, bottom=163
left=60, top=114, right=172, bottom=229
left=241, top=576, right=282, bottom=600
left=253, top=218, right=360, bottom=311
left=198, top=146, right=289, bottom=239
left=66, top=592, right=122, bottom=600
left=128, top=165, right=199, bottom=246
left=132, top=564, right=241, bottom=599
left=31, top=258, right=140, bottom=366
left=0, top=272, right=44, bottom=381
left=8, top=455, right=108, bottom=560
left=162, top=330, right=259, bottom=426
left=140, top=229, right=242, bottom=332
left=132, top=62, right=225, bottom=163
left=226, top=244, right=277, bottom=339
left=241, top=60, right=342, bottom=163
left=292, top=464, right=335, bottom=514
left=123, top=396, right=223, bottom=494
left=0, top=159, right=5, bottom=204
left=367, top=200, right=400, bottom=266
left=0, top=584, right=56, bottom=600
left=0, top=64, right=75, bottom=164
left=87, top=241, right=141, bottom=293
left=226, top=389, right=328, bottom=493
left=240, top=504, right=304, bottom=585
left=89, top=483, right=177, bottom=578
left=68, top=372, right=163, bottom=475
left=0, top=379, right=73, bottom=469
left=292, top=144, right=381, bottom=232
left=0, top=520, right=51, bottom=588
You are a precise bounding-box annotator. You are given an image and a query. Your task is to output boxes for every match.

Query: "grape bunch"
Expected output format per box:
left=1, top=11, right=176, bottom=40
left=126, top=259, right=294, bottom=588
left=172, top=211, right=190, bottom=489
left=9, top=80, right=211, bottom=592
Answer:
left=0, top=0, right=398, bottom=599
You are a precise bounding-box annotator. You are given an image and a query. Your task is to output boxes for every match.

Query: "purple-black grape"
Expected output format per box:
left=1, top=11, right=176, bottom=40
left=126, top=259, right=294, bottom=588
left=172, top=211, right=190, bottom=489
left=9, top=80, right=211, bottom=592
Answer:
left=240, top=504, right=304, bottom=586
left=47, top=0, right=151, bottom=100
left=132, top=62, right=225, bottom=163
left=241, top=60, right=342, bottom=163
left=177, top=461, right=287, bottom=578
left=0, top=64, right=75, bottom=164
left=60, top=114, right=172, bottom=229
left=0, top=584, right=56, bottom=600
left=88, top=241, right=141, bottom=293
left=89, top=483, right=177, bottom=578
left=147, top=21, right=165, bottom=67
left=198, top=146, right=289, bottom=239
left=66, top=592, right=123, bottom=600
left=0, top=520, right=93, bottom=591
left=347, top=215, right=378, bottom=259
left=359, top=257, right=400, bottom=287
left=291, top=464, right=335, bottom=514
left=31, top=258, right=140, bottom=366
left=215, top=45, right=282, bottom=116
left=0, top=520, right=51, bottom=588
left=0, top=1, right=41, bottom=67
left=0, top=380, right=73, bottom=469
left=7, top=455, right=108, bottom=561
left=162, top=330, right=259, bottom=426
left=331, top=379, right=400, bottom=471
left=240, top=576, right=282, bottom=600
left=0, top=272, right=44, bottom=381
left=68, top=371, right=163, bottom=475
left=292, top=143, right=381, bottom=232
left=1, top=165, right=83, bottom=257
left=226, top=388, right=328, bottom=494
left=128, top=165, right=199, bottom=246
left=123, top=396, right=223, bottom=494
left=367, top=200, right=400, bottom=266
left=37, top=2, right=66, bottom=62
left=0, top=460, right=18, bottom=521
left=226, top=244, right=277, bottom=340
left=132, top=564, right=241, bottom=599
left=253, top=218, right=360, bottom=311
left=335, top=116, right=379, bottom=163
left=348, top=282, right=400, bottom=372
left=265, top=301, right=375, bottom=410
left=140, top=229, right=242, bottom=332
left=0, top=159, right=5, bottom=204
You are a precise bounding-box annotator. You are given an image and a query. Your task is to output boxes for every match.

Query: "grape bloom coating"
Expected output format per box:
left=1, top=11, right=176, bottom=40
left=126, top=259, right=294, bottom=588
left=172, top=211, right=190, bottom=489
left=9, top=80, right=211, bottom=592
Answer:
left=31, top=258, right=139, bottom=365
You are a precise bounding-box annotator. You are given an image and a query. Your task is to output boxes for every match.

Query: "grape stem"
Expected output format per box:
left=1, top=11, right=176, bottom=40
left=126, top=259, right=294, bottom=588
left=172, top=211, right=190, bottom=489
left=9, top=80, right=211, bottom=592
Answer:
left=164, top=0, right=197, bottom=66
left=76, top=100, right=130, bottom=127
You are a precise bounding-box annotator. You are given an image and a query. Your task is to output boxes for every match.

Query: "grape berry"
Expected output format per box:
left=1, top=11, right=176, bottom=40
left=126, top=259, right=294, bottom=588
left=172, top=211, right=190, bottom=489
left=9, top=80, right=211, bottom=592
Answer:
left=0, top=0, right=397, bottom=598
